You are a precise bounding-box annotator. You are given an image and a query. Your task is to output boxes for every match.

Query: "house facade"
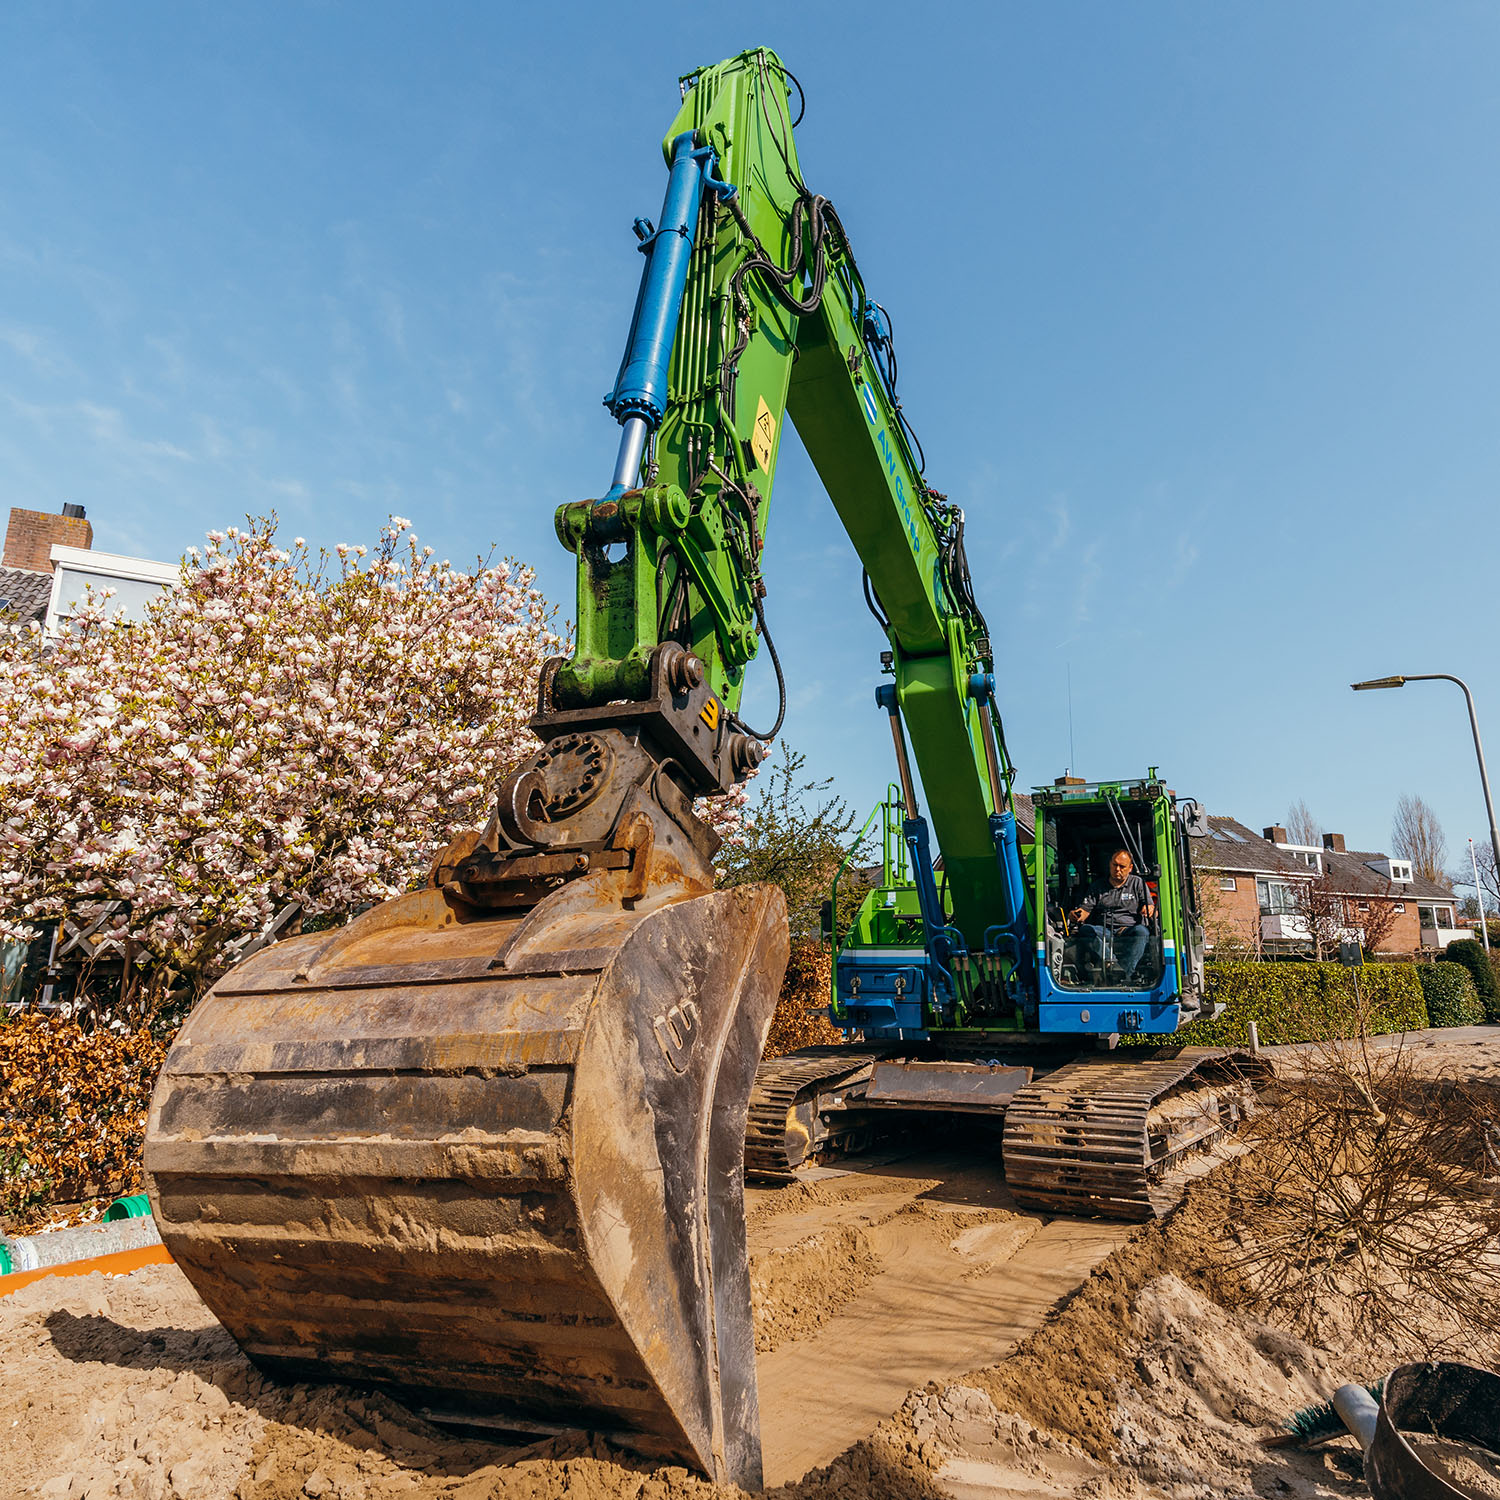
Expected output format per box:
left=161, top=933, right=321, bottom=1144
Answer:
left=1188, top=818, right=1459, bottom=955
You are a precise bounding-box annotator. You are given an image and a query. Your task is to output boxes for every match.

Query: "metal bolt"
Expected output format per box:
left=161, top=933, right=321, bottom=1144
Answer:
left=664, top=649, right=705, bottom=694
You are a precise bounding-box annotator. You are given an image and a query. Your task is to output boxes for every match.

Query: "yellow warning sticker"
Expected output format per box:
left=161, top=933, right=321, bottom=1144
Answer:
left=751, top=396, right=776, bottom=471
left=700, top=697, right=720, bottom=731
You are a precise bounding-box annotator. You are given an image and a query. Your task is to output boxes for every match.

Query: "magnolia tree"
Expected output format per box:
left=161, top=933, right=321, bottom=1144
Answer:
left=0, top=517, right=564, bottom=1013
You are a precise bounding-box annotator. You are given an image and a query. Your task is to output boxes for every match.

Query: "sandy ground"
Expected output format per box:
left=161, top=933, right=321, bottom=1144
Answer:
left=745, top=1152, right=1130, bottom=1484
left=1266, top=1022, right=1500, bottom=1077
left=3, top=1025, right=1498, bottom=1499
left=0, top=1139, right=1124, bottom=1500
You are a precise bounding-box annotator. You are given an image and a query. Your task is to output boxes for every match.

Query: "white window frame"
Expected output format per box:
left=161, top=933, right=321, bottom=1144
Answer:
left=1218, top=876, right=1237, bottom=891
left=1283, top=847, right=1322, bottom=873
left=1257, top=878, right=1300, bottom=916
left=46, top=543, right=179, bottom=634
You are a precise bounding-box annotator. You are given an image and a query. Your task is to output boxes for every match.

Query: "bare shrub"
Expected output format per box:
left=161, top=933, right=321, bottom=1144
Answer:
left=1214, top=1025, right=1500, bottom=1359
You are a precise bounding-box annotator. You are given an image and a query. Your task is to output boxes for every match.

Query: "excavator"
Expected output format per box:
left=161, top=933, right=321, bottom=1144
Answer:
left=143, top=48, right=1254, bottom=1490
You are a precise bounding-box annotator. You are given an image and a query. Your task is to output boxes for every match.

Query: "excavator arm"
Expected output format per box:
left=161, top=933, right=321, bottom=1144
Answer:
left=551, top=47, right=1022, bottom=948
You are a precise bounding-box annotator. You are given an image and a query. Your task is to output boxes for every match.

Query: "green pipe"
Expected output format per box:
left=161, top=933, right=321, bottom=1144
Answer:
left=103, top=1193, right=152, bottom=1222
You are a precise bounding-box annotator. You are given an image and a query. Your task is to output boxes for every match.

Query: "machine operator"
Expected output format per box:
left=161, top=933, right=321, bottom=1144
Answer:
left=1070, top=849, right=1156, bottom=982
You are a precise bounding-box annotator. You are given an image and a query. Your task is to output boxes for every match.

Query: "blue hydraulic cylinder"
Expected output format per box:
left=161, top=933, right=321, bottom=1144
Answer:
left=602, top=131, right=724, bottom=497
left=903, top=815, right=946, bottom=947
left=988, top=810, right=1035, bottom=990
left=875, top=681, right=948, bottom=950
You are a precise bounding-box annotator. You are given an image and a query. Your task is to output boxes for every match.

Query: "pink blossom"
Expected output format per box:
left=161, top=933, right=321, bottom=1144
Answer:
left=0, top=512, right=566, bottom=1005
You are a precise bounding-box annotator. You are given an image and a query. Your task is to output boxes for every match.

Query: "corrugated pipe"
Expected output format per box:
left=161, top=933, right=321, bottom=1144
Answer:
left=0, top=1212, right=161, bottom=1275
left=103, top=1193, right=152, bottom=1221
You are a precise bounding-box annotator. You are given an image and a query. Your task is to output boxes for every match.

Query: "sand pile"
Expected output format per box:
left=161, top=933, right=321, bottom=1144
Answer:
left=749, top=1224, right=879, bottom=1353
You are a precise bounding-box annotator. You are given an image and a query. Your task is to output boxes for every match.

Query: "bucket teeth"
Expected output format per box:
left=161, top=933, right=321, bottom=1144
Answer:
left=145, top=878, right=788, bottom=1488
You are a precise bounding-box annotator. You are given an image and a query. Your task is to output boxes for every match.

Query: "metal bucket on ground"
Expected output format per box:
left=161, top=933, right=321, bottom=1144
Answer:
left=145, top=714, right=788, bottom=1488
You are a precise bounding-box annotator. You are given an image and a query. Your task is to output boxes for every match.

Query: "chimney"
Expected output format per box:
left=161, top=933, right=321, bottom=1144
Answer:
left=1322, top=832, right=1346, bottom=853
left=1264, top=825, right=1288, bottom=844
left=1055, top=774, right=1085, bottom=787
left=3, top=505, right=92, bottom=573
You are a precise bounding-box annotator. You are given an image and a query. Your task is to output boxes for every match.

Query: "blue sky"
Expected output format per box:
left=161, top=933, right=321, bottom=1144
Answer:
left=4, top=3, right=1500, bottom=877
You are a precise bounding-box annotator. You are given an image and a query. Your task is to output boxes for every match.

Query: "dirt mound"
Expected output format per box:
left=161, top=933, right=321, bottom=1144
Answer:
left=1112, top=1275, right=1354, bottom=1497
left=966, top=1192, right=1208, bottom=1460
left=901, top=1385, right=1114, bottom=1499
left=750, top=1224, right=879, bottom=1352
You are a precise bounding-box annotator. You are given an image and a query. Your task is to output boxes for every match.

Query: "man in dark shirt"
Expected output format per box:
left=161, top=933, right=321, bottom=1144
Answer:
left=1071, top=849, right=1155, bottom=982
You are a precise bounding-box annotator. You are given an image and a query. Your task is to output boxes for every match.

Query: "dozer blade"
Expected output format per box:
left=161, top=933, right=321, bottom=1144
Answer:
left=144, top=873, right=787, bottom=1487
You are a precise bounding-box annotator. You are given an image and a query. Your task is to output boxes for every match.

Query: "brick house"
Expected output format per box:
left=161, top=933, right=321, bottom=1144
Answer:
left=1186, top=817, right=1310, bottom=951
left=0, top=503, right=176, bottom=631
left=1188, top=818, right=1460, bottom=956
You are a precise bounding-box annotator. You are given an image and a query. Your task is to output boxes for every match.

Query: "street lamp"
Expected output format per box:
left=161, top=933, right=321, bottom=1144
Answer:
left=1351, top=673, right=1500, bottom=939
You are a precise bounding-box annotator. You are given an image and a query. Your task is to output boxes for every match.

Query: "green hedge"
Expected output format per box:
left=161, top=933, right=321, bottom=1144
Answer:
left=1165, top=961, right=1429, bottom=1047
left=1440, top=939, right=1500, bottom=1023
left=1416, top=962, right=1484, bottom=1028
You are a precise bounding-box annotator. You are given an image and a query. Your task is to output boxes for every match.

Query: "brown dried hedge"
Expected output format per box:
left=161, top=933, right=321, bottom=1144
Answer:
left=0, top=1013, right=167, bottom=1226
left=763, top=940, right=842, bottom=1059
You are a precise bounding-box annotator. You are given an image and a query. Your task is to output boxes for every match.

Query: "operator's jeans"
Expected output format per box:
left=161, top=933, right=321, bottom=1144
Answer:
left=1077, top=923, right=1150, bottom=982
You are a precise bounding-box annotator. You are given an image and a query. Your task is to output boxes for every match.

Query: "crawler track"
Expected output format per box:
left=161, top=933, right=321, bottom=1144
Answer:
left=744, top=1047, right=891, bottom=1181
left=1001, top=1049, right=1262, bottom=1219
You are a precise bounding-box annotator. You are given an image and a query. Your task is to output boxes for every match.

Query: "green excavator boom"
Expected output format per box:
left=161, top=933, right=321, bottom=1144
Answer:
left=553, top=47, right=1013, bottom=944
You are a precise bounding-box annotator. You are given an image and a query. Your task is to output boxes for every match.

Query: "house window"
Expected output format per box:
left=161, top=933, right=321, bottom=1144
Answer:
left=46, top=544, right=179, bottom=633
left=1418, top=906, right=1435, bottom=928
left=1256, top=879, right=1299, bottom=915
left=1287, top=850, right=1322, bottom=872
left=1356, top=902, right=1370, bottom=913
left=1393, top=902, right=1405, bottom=913
left=1437, top=907, right=1454, bottom=928
left=1218, top=876, right=1237, bottom=891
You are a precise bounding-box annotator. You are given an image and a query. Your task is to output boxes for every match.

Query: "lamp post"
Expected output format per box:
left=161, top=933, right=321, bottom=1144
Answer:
left=1350, top=674, right=1500, bottom=940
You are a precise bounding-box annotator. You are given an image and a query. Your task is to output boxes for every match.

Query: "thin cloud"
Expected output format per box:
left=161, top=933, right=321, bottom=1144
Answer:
left=77, top=402, right=192, bottom=462
left=0, top=325, right=71, bottom=377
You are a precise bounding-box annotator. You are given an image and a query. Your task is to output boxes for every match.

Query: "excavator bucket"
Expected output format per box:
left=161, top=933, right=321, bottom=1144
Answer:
left=144, top=843, right=787, bottom=1487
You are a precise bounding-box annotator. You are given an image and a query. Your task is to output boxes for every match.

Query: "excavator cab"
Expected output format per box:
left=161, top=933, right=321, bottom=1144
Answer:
left=1031, top=773, right=1206, bottom=1036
